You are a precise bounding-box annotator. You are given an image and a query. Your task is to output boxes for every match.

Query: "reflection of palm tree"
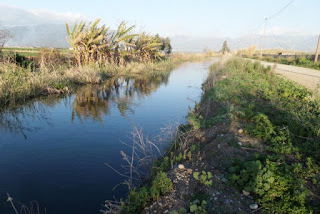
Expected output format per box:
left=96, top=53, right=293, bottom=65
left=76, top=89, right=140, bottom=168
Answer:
left=72, top=85, right=111, bottom=123
left=71, top=72, right=170, bottom=122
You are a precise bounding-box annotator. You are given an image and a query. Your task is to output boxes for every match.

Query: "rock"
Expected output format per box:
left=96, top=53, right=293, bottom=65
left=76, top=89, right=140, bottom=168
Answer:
left=249, top=203, right=258, bottom=210
left=226, top=199, right=233, bottom=205
left=187, top=168, right=193, bottom=174
left=242, top=190, right=250, bottom=196
left=238, top=142, right=243, bottom=146
left=178, top=164, right=185, bottom=170
left=218, top=144, right=221, bottom=149
left=238, top=129, right=244, bottom=134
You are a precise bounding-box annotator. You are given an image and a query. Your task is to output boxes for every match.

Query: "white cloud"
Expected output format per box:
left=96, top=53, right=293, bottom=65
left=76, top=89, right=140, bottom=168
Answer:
left=0, top=4, right=88, bottom=26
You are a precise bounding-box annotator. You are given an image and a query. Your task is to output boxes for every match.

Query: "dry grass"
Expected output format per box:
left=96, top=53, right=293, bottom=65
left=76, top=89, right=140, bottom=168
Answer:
left=0, top=53, right=208, bottom=109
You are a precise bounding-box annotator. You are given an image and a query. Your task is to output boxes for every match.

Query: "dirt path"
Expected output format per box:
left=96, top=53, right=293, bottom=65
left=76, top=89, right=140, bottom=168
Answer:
left=259, top=61, right=320, bottom=94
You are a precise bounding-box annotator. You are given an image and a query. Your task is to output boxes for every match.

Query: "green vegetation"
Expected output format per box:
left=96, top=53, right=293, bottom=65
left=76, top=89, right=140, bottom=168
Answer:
left=219, top=40, right=230, bottom=54
left=188, top=105, right=229, bottom=129
left=170, top=208, right=187, bottom=214
left=150, top=171, right=173, bottom=201
left=103, top=57, right=319, bottom=213
left=120, top=171, right=172, bottom=213
left=251, top=55, right=320, bottom=70
left=189, top=199, right=208, bottom=214
left=200, top=58, right=320, bottom=213
left=193, top=171, right=213, bottom=186
left=116, top=122, right=203, bottom=213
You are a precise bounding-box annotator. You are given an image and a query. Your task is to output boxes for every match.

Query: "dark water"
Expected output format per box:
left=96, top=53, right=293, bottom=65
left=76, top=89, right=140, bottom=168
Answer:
left=0, top=60, right=213, bottom=214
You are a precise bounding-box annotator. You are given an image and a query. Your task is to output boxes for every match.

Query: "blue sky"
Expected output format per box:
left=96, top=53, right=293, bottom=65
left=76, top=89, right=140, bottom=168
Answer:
left=1, top=0, right=319, bottom=37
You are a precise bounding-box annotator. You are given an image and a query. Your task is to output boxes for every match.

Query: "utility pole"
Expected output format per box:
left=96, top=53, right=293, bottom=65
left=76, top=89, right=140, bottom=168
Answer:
left=315, top=34, right=320, bottom=63
left=260, top=18, right=267, bottom=58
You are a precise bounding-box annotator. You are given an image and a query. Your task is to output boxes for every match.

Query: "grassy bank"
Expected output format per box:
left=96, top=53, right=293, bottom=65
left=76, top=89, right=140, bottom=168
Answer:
left=0, top=53, right=207, bottom=109
left=202, top=58, right=320, bottom=213
left=113, top=58, right=320, bottom=213
left=250, top=55, right=320, bottom=71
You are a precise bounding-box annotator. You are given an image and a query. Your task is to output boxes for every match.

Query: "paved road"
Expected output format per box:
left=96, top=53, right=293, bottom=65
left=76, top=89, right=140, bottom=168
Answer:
left=259, top=61, right=320, bottom=94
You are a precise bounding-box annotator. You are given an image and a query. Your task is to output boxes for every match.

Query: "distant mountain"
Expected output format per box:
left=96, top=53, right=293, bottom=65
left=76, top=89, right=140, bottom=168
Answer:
left=6, top=24, right=69, bottom=48
left=4, top=24, right=318, bottom=52
left=171, top=35, right=319, bottom=52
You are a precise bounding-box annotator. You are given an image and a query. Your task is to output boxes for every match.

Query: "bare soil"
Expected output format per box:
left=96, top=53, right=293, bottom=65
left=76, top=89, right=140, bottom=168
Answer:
left=143, top=106, right=263, bottom=214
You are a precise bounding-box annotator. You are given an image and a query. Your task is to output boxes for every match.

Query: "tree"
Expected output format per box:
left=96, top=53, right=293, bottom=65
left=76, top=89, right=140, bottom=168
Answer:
left=0, top=26, right=12, bottom=52
left=155, top=34, right=172, bottom=55
left=162, top=37, right=172, bottom=54
left=220, top=40, right=230, bottom=54
left=66, top=19, right=169, bottom=66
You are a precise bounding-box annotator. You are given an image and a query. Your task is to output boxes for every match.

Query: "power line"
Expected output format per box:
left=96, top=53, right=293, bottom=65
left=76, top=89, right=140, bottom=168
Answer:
left=249, top=22, right=263, bottom=33
left=235, top=0, right=296, bottom=51
left=267, top=0, right=295, bottom=20
left=248, top=0, right=295, bottom=34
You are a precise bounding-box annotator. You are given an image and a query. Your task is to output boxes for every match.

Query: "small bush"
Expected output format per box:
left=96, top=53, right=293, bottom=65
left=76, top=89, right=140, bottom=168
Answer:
left=228, top=158, right=311, bottom=213
left=150, top=171, right=173, bottom=201
left=121, top=187, right=150, bottom=213
left=189, top=199, right=208, bottom=214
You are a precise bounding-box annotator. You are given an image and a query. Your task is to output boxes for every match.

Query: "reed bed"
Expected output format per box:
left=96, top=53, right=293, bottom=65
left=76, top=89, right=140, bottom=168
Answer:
left=0, top=53, right=208, bottom=109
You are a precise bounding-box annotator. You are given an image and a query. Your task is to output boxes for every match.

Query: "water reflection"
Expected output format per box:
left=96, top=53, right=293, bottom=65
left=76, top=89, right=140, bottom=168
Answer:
left=0, top=72, right=171, bottom=135
left=0, top=98, right=63, bottom=138
left=0, top=61, right=212, bottom=214
left=71, top=72, right=170, bottom=121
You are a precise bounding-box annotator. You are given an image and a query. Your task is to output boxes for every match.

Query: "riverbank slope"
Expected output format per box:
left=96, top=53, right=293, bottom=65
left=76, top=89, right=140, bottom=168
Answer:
left=113, top=57, right=320, bottom=214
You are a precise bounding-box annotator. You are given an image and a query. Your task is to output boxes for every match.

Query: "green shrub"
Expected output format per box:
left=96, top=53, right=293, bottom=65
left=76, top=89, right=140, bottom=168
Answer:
left=121, top=187, right=150, bottom=213
left=150, top=171, right=173, bottom=201
left=228, top=158, right=311, bottom=213
left=187, top=111, right=202, bottom=130
left=189, top=199, right=208, bottom=214
left=247, top=113, right=275, bottom=139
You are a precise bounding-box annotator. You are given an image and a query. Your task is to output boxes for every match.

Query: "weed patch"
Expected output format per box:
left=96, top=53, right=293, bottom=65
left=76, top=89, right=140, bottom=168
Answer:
left=204, top=58, right=320, bottom=213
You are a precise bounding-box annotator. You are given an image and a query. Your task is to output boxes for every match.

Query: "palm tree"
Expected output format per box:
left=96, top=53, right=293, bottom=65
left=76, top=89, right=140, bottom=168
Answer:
left=66, top=19, right=109, bottom=65
left=66, top=19, right=168, bottom=66
left=135, top=33, right=163, bottom=62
